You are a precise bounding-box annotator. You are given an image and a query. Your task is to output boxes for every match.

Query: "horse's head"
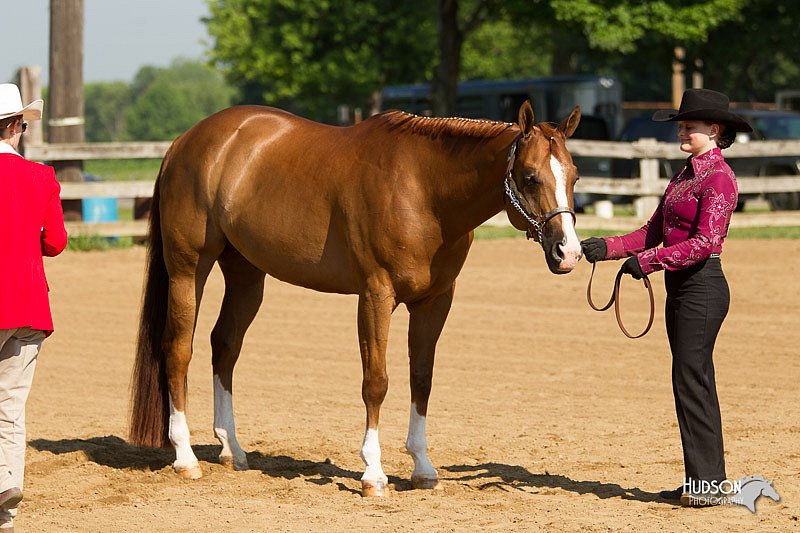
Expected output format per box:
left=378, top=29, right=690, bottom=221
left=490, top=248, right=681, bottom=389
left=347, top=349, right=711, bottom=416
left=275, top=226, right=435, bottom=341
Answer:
left=505, top=100, right=582, bottom=274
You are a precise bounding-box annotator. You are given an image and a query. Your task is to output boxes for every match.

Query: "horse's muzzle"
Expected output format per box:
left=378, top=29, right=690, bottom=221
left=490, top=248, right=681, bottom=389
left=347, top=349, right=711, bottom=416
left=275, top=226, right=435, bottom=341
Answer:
left=548, top=235, right=581, bottom=274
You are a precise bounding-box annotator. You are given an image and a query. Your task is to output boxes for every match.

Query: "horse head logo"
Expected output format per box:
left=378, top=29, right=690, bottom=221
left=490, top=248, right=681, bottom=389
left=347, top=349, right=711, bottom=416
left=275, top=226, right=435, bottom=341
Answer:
left=729, top=475, right=781, bottom=513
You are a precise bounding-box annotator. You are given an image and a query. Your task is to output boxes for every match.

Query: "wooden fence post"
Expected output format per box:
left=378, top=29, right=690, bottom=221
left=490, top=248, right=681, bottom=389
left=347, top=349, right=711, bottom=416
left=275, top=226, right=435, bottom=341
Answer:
left=672, top=46, right=685, bottom=108
left=635, top=138, right=660, bottom=218
left=17, top=66, right=44, bottom=148
left=49, top=0, right=85, bottom=221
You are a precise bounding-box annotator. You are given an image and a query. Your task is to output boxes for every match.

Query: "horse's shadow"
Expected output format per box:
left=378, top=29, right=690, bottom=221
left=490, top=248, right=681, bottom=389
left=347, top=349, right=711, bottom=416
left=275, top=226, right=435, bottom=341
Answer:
left=29, top=435, right=173, bottom=470
left=27, top=435, right=394, bottom=495
left=28, top=436, right=662, bottom=502
left=442, top=463, right=661, bottom=504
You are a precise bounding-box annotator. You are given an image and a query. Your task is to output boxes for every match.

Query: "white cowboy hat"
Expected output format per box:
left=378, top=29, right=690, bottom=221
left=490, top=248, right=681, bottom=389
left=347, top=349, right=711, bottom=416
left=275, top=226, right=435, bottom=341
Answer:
left=0, top=83, right=43, bottom=121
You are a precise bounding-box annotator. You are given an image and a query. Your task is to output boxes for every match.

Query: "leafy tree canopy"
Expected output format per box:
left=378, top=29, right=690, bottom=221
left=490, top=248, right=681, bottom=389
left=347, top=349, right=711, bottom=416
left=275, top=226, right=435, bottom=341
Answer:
left=549, top=0, right=745, bottom=53
left=694, top=0, right=800, bottom=101
left=205, top=0, right=437, bottom=121
left=461, top=19, right=552, bottom=80
left=201, top=0, right=796, bottom=118
left=125, top=59, right=236, bottom=140
left=84, top=81, right=130, bottom=142
left=82, top=59, right=235, bottom=142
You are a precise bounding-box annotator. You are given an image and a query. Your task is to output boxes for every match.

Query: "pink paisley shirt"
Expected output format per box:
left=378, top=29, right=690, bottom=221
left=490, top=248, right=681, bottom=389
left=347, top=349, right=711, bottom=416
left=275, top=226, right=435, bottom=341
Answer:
left=603, top=147, right=737, bottom=275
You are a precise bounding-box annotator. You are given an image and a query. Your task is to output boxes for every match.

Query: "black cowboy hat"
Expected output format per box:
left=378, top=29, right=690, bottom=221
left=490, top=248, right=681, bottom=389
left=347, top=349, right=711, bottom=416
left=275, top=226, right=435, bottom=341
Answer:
left=652, top=89, right=753, bottom=132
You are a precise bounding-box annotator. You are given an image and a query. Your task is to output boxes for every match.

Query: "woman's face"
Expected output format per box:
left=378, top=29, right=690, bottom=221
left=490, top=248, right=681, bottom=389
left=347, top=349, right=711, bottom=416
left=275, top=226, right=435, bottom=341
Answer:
left=2, top=119, right=23, bottom=150
left=677, top=120, right=719, bottom=156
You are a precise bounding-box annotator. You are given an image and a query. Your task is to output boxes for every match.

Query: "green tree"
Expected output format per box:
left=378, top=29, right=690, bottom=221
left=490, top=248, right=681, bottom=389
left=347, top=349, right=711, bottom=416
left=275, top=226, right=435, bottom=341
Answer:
left=460, top=19, right=552, bottom=80
left=540, top=0, right=747, bottom=101
left=84, top=81, right=130, bottom=142
left=548, top=0, right=744, bottom=53
left=693, top=0, right=800, bottom=101
left=206, top=0, right=437, bottom=122
left=431, top=0, right=508, bottom=116
left=204, top=0, right=790, bottom=121
left=125, top=59, right=236, bottom=141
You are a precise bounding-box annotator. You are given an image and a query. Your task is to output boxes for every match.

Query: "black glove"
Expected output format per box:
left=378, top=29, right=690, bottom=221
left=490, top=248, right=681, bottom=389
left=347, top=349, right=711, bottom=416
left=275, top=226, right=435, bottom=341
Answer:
left=621, top=256, right=644, bottom=280
left=581, top=237, right=607, bottom=263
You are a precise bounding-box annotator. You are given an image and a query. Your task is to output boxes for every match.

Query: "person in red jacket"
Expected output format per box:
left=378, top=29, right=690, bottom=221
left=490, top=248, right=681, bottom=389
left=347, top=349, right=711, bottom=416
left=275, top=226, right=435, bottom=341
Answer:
left=0, top=83, right=67, bottom=529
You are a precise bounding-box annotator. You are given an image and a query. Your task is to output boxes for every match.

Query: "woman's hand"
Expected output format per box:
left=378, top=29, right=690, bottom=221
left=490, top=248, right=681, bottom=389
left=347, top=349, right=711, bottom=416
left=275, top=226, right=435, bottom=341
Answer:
left=621, top=256, right=644, bottom=279
left=581, top=237, right=607, bottom=263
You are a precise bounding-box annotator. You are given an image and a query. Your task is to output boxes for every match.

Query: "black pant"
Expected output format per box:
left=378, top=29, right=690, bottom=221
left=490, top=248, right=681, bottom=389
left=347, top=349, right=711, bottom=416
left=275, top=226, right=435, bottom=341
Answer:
left=664, top=256, right=729, bottom=483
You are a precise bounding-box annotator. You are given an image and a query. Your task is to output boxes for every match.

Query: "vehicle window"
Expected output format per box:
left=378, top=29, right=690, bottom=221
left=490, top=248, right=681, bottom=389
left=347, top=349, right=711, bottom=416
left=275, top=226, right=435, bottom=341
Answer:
left=572, top=116, right=609, bottom=140
left=750, top=116, right=800, bottom=140
left=499, top=94, right=530, bottom=123
left=457, top=95, right=490, bottom=119
left=619, top=118, right=676, bottom=142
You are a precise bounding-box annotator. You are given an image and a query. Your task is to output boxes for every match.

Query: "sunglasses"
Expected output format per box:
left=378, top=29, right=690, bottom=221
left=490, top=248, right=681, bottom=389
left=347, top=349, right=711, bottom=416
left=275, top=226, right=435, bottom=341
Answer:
left=4, top=121, right=27, bottom=133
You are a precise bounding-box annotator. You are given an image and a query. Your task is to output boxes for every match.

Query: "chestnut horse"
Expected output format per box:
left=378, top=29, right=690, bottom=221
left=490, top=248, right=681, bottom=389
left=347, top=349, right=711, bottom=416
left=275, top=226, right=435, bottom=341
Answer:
left=129, top=100, right=582, bottom=496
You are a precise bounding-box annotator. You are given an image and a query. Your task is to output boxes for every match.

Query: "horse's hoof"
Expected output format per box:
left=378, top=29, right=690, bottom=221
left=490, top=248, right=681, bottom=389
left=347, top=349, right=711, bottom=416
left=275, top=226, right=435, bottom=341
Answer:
left=361, top=480, right=389, bottom=497
left=411, top=476, right=440, bottom=490
left=175, top=464, right=203, bottom=480
left=220, top=455, right=249, bottom=471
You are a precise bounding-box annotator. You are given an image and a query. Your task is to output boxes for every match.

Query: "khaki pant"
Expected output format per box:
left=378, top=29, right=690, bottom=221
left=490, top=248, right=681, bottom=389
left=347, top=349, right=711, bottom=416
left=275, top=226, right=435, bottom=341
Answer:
left=0, top=327, right=44, bottom=528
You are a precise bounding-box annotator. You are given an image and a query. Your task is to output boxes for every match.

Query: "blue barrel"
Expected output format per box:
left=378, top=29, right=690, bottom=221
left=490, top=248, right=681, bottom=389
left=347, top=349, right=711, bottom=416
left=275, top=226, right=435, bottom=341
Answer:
left=82, top=197, right=119, bottom=223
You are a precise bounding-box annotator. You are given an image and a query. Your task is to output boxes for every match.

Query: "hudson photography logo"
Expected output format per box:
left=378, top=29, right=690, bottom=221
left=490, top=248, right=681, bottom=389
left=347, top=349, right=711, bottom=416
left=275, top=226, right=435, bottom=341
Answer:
left=683, top=475, right=781, bottom=512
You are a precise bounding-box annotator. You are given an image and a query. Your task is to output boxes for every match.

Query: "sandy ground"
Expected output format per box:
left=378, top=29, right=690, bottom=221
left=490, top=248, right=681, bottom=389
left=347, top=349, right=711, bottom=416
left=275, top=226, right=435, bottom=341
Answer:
left=15, top=238, right=799, bottom=531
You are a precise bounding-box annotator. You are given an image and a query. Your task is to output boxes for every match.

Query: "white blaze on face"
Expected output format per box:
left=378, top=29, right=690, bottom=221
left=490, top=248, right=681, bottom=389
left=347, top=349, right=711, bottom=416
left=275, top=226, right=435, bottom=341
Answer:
left=549, top=154, right=582, bottom=270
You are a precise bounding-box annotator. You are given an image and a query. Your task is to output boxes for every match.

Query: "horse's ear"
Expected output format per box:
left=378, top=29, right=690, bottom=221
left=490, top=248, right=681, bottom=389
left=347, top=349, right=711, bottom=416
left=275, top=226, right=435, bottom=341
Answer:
left=558, top=105, right=581, bottom=138
left=517, top=100, right=535, bottom=137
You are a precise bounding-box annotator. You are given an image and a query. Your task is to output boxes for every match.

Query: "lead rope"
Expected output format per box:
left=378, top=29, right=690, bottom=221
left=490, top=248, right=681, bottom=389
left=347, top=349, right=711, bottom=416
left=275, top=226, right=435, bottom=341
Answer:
left=587, top=263, right=655, bottom=339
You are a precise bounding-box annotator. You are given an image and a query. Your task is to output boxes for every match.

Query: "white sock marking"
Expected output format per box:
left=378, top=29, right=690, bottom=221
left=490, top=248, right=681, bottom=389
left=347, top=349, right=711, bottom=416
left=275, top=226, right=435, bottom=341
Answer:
left=168, top=395, right=199, bottom=469
left=213, top=374, right=246, bottom=466
left=406, top=403, right=437, bottom=480
left=360, top=427, right=388, bottom=483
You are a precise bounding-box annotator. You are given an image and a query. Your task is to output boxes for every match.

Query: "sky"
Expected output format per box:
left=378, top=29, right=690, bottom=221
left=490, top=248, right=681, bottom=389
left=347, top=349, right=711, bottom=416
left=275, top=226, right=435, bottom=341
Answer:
left=4, top=0, right=211, bottom=86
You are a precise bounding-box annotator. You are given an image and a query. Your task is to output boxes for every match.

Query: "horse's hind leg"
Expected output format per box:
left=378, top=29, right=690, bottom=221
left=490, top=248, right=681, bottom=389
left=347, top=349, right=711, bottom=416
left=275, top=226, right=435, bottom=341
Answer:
left=211, top=246, right=265, bottom=471
left=164, top=250, right=220, bottom=479
left=405, top=284, right=454, bottom=490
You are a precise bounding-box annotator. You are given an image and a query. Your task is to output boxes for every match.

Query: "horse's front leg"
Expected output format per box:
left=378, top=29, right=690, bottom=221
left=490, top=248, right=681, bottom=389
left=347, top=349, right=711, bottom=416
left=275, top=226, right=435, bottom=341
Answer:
left=405, top=285, right=454, bottom=490
left=357, top=280, right=396, bottom=497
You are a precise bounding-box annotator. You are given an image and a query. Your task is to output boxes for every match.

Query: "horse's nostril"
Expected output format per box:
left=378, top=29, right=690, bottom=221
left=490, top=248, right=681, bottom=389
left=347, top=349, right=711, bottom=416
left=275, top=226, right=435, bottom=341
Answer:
left=551, top=241, right=565, bottom=262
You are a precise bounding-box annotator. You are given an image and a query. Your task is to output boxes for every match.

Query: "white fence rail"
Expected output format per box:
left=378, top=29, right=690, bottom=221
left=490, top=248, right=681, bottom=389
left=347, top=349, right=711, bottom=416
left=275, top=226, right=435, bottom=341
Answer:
left=26, top=138, right=800, bottom=237
left=26, top=141, right=172, bottom=161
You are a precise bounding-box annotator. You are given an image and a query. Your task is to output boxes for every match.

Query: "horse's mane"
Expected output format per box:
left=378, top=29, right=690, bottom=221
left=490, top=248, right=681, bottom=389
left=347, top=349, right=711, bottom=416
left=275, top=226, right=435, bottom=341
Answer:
left=376, top=110, right=517, bottom=140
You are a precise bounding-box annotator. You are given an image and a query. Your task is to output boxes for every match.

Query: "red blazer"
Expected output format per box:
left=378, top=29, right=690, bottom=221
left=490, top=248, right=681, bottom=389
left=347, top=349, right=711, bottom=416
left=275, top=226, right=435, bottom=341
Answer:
left=0, top=152, right=68, bottom=334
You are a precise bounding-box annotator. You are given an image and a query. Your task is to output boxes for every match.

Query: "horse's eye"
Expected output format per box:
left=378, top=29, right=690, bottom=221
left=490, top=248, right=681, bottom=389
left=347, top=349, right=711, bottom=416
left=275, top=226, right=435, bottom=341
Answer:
left=523, top=171, right=539, bottom=186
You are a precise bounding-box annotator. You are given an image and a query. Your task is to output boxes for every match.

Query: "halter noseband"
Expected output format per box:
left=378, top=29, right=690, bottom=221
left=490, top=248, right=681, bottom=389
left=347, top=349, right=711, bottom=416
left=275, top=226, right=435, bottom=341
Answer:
left=503, top=136, right=577, bottom=243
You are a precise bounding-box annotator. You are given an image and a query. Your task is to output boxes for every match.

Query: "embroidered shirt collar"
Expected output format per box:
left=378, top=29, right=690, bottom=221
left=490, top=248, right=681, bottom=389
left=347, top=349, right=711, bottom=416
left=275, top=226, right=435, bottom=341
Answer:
left=0, top=143, right=21, bottom=156
left=690, top=147, right=723, bottom=176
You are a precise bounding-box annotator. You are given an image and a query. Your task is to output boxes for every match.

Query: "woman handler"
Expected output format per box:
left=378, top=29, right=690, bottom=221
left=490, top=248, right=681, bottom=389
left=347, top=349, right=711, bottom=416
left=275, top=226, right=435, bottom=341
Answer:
left=581, top=89, right=751, bottom=507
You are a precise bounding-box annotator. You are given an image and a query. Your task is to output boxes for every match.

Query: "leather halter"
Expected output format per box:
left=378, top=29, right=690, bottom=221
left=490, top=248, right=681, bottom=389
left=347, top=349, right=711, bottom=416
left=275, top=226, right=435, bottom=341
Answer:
left=587, top=262, right=655, bottom=338
left=503, top=136, right=577, bottom=243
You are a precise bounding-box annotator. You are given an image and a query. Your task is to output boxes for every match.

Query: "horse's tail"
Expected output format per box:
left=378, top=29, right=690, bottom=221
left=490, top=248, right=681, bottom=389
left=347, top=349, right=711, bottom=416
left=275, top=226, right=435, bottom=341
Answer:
left=128, top=164, right=171, bottom=448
